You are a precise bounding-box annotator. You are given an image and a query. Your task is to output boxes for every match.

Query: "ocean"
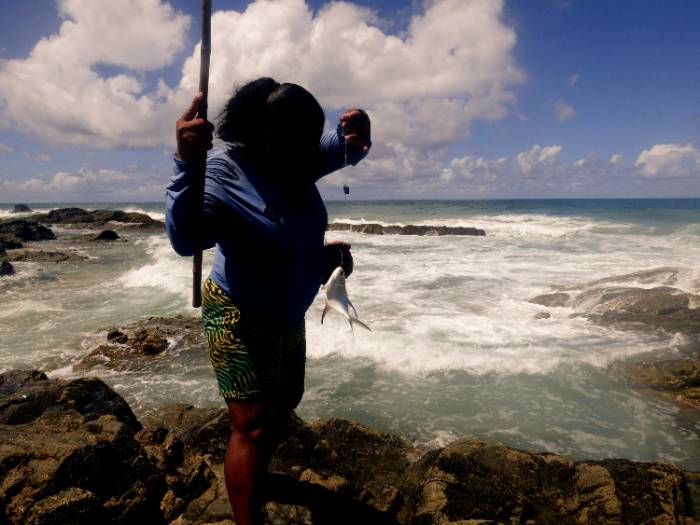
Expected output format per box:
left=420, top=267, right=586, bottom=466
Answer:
left=1, top=199, right=699, bottom=469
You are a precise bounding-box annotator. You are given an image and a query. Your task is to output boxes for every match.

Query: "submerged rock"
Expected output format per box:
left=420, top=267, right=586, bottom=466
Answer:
left=0, top=260, right=15, bottom=276
left=0, top=370, right=215, bottom=525
left=327, top=222, right=486, bottom=236
left=7, top=249, right=88, bottom=263
left=11, top=204, right=32, bottom=213
left=75, top=316, right=203, bottom=372
left=95, top=229, right=120, bottom=241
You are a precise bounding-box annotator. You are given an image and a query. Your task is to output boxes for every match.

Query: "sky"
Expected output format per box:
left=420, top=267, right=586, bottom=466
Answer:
left=0, top=0, right=699, bottom=202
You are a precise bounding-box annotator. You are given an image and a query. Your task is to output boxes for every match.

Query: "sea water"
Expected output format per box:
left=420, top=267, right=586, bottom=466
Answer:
left=1, top=199, right=699, bottom=469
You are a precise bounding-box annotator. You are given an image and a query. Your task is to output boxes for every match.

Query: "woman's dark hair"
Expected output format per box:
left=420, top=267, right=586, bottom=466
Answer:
left=216, top=77, right=325, bottom=152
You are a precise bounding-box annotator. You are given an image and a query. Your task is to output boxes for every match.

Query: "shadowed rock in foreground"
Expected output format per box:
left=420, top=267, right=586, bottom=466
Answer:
left=327, top=222, right=486, bottom=236
left=0, top=370, right=214, bottom=525
left=145, top=404, right=699, bottom=525
left=2, top=370, right=698, bottom=524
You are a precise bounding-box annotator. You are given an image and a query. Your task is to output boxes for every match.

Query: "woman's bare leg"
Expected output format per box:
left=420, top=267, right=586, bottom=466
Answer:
left=224, top=397, right=300, bottom=525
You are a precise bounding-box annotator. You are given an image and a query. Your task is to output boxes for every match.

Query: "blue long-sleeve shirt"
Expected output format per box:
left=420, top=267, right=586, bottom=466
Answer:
left=166, top=129, right=366, bottom=329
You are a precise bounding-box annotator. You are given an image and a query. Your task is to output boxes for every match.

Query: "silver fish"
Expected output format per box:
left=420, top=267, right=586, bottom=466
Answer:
left=321, top=266, right=371, bottom=332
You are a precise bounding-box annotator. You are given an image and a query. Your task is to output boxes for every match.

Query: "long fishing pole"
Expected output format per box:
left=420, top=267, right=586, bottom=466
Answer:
left=192, top=0, right=212, bottom=308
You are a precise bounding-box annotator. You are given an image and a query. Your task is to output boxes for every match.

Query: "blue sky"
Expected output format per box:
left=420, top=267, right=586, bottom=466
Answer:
left=0, top=0, right=698, bottom=202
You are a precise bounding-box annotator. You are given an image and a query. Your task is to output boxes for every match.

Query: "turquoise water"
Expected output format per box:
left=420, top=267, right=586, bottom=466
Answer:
left=1, top=199, right=699, bottom=468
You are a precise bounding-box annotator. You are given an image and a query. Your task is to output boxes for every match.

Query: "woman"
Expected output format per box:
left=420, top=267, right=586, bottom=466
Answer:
left=165, top=77, right=371, bottom=525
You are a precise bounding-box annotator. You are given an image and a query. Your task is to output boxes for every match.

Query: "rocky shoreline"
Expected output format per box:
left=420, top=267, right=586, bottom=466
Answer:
left=529, top=267, right=700, bottom=412
left=327, top=222, right=486, bottom=236
left=1, top=370, right=698, bottom=525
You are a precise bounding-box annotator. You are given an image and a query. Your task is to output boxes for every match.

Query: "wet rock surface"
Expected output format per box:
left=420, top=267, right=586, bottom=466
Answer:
left=0, top=260, right=16, bottom=276
left=33, top=207, right=164, bottom=232
left=6, top=249, right=88, bottom=263
left=74, top=316, right=203, bottom=372
left=0, top=370, right=215, bottom=525
left=327, top=222, right=486, bottom=236
left=530, top=267, right=700, bottom=411
left=0, top=218, right=56, bottom=243
left=95, top=229, right=120, bottom=241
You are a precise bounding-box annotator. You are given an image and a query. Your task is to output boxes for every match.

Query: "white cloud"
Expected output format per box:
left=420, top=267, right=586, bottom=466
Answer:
left=0, top=0, right=522, bottom=174
left=553, top=99, right=576, bottom=122
left=635, top=143, right=700, bottom=178
left=568, top=73, right=580, bottom=87
left=0, top=0, right=190, bottom=147
left=515, top=144, right=563, bottom=175
left=441, top=154, right=506, bottom=184
left=24, top=152, right=51, bottom=162
left=609, top=153, right=623, bottom=165
left=0, top=143, right=14, bottom=156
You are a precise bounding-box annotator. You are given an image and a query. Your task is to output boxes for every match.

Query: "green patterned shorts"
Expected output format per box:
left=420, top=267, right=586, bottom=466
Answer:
left=202, top=277, right=306, bottom=402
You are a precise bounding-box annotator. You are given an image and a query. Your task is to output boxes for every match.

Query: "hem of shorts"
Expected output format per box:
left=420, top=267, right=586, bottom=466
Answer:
left=220, top=390, right=264, bottom=402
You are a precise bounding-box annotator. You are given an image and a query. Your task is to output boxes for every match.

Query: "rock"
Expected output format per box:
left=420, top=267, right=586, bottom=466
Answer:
left=0, top=219, right=56, bottom=241
left=327, top=223, right=486, bottom=236
left=141, top=405, right=231, bottom=462
left=401, top=438, right=695, bottom=525
left=0, top=260, right=15, bottom=276
left=0, top=245, right=5, bottom=257
left=0, top=370, right=215, bottom=525
left=75, top=316, right=203, bottom=372
left=95, top=229, right=119, bottom=241
left=11, top=204, right=32, bottom=213
left=33, top=207, right=164, bottom=232
left=0, top=238, right=23, bottom=250
left=529, top=292, right=570, bottom=307
left=7, top=249, right=87, bottom=263
left=534, top=311, right=551, bottom=320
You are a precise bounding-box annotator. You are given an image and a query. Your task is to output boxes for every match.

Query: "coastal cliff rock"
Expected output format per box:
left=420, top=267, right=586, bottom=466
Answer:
left=0, top=370, right=215, bottom=525
left=33, top=207, right=164, bottom=232
left=11, top=204, right=32, bottom=213
left=327, top=223, right=486, bottom=236
left=75, top=316, right=203, bottom=372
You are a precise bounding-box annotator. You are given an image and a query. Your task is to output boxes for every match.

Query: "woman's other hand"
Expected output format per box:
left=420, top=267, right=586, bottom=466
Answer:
left=323, top=241, right=354, bottom=282
left=176, top=93, right=215, bottom=162
left=339, top=108, right=371, bottom=154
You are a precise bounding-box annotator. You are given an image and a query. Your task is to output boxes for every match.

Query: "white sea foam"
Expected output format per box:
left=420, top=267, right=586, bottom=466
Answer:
left=122, top=206, right=166, bottom=221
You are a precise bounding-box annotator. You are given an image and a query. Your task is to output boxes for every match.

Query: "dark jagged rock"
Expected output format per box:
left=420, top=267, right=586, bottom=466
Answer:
left=0, top=370, right=215, bottom=525
left=95, top=229, right=119, bottom=241
left=11, top=204, right=32, bottom=213
left=400, top=438, right=696, bottom=525
left=0, top=238, right=23, bottom=250
left=7, top=249, right=87, bottom=263
left=0, top=245, right=5, bottom=257
left=0, top=260, right=14, bottom=276
left=75, top=316, right=203, bottom=372
left=531, top=268, right=700, bottom=413
left=0, top=219, right=56, bottom=241
left=142, top=404, right=231, bottom=462
left=33, top=207, right=164, bottom=232
left=327, top=222, right=486, bottom=236
left=529, top=292, right=570, bottom=307
left=2, top=372, right=698, bottom=525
